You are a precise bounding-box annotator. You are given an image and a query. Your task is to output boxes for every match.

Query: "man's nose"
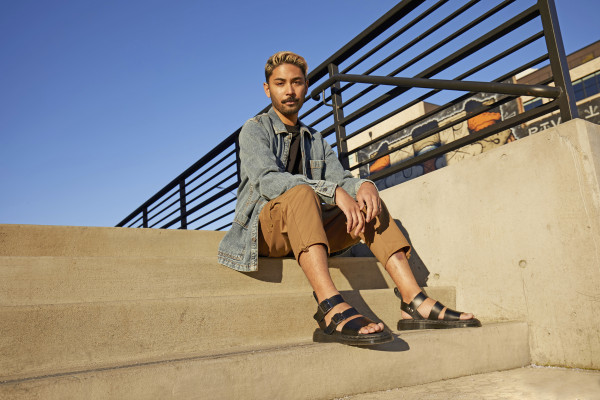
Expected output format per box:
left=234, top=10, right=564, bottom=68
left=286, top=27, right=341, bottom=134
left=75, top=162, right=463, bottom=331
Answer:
left=285, top=83, right=295, bottom=95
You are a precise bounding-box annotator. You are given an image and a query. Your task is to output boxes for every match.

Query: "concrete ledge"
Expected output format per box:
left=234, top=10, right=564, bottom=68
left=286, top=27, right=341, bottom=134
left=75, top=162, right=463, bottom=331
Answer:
left=0, top=225, right=224, bottom=258
left=0, top=322, right=529, bottom=400
left=380, top=119, right=600, bottom=369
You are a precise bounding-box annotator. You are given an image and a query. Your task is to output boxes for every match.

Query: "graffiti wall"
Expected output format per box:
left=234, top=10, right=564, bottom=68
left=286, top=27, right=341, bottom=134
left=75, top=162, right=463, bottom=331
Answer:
left=356, top=94, right=600, bottom=191
left=356, top=93, right=519, bottom=190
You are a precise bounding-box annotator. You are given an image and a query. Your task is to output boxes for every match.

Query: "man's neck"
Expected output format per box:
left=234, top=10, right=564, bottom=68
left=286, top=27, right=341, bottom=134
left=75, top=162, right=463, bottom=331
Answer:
left=273, top=108, right=298, bottom=126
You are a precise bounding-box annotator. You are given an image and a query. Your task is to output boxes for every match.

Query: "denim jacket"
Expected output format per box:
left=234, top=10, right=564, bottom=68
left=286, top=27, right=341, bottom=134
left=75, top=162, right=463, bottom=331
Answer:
left=217, top=107, right=373, bottom=272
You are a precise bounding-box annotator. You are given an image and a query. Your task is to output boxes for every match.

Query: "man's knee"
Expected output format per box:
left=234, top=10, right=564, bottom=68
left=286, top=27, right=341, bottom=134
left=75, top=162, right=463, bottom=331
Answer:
left=286, top=184, right=319, bottom=201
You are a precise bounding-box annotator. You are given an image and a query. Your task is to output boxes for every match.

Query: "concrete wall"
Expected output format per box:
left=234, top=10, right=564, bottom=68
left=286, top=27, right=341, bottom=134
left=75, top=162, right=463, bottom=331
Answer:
left=380, top=118, right=600, bottom=369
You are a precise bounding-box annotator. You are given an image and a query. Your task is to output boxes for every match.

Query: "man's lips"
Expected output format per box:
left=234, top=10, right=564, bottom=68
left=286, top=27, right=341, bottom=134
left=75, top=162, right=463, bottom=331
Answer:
left=282, top=98, right=298, bottom=105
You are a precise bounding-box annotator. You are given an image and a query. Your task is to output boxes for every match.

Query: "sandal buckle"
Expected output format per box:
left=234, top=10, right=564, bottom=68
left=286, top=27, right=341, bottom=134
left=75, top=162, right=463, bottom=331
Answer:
left=331, top=313, right=345, bottom=325
left=318, top=298, right=334, bottom=315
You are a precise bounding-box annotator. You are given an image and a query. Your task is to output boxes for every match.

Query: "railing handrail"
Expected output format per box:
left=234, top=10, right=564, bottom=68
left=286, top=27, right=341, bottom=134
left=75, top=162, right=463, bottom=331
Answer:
left=310, top=74, right=562, bottom=102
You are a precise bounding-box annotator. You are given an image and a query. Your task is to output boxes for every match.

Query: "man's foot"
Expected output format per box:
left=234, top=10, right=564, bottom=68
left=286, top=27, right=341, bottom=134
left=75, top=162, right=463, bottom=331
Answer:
left=400, top=292, right=474, bottom=321
left=324, top=301, right=384, bottom=334
left=313, top=293, right=393, bottom=345
left=395, top=288, right=481, bottom=330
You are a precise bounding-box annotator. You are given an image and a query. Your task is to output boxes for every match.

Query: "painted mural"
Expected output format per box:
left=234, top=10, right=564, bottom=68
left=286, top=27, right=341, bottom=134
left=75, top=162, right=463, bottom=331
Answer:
left=356, top=94, right=600, bottom=191
left=356, top=93, right=519, bottom=190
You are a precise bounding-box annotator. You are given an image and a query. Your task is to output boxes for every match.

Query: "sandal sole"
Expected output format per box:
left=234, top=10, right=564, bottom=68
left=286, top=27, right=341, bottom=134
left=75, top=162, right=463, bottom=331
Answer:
left=313, top=329, right=394, bottom=346
left=397, top=318, right=482, bottom=330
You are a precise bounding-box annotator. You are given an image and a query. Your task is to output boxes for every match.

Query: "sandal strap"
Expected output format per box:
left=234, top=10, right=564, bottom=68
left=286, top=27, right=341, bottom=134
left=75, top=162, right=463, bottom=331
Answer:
left=395, top=288, right=427, bottom=320
left=340, top=315, right=376, bottom=336
left=428, top=301, right=445, bottom=320
left=396, top=288, right=462, bottom=321
left=324, top=307, right=359, bottom=335
left=313, top=292, right=345, bottom=323
left=443, top=308, right=462, bottom=321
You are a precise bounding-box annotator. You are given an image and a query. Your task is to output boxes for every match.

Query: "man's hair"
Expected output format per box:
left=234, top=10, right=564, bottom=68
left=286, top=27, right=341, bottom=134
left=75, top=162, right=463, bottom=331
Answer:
left=265, top=51, right=308, bottom=82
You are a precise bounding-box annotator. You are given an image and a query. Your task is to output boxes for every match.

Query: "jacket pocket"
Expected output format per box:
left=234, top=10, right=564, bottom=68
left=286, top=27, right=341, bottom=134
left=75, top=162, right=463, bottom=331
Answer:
left=309, top=159, right=324, bottom=180
left=233, top=211, right=249, bottom=228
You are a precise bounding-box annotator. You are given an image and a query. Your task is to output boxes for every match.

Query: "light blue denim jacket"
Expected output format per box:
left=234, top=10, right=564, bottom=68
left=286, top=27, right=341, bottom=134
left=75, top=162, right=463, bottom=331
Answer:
left=217, top=107, right=373, bottom=272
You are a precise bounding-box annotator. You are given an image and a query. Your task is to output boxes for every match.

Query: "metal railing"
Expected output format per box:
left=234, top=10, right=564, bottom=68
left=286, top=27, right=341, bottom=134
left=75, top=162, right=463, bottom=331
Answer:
left=117, top=0, right=577, bottom=230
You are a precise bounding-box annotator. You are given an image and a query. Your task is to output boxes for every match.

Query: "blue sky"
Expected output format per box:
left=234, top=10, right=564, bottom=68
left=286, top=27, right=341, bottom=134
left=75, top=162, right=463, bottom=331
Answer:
left=1, top=0, right=597, bottom=227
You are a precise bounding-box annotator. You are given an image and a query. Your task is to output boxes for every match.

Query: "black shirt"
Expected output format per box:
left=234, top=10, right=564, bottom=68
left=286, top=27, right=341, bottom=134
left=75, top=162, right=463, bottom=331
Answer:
left=285, top=123, right=303, bottom=175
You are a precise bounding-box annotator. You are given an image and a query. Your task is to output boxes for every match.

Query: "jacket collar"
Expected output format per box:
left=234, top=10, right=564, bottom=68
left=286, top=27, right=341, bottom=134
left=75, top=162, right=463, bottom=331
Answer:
left=267, top=106, right=313, bottom=138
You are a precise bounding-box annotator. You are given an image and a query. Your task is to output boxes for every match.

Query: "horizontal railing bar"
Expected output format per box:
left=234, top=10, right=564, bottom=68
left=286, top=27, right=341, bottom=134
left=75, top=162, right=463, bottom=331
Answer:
left=319, top=3, right=541, bottom=137
left=145, top=187, right=178, bottom=217
left=366, top=99, right=559, bottom=182
left=307, top=0, right=426, bottom=84
left=342, top=35, right=547, bottom=145
left=117, top=129, right=239, bottom=227
left=184, top=182, right=239, bottom=223
left=186, top=159, right=237, bottom=199
left=338, top=0, right=512, bottom=111
left=186, top=148, right=236, bottom=188
left=338, top=0, right=482, bottom=102
left=161, top=182, right=238, bottom=229
left=341, top=0, right=454, bottom=75
left=343, top=51, right=549, bottom=158
left=186, top=171, right=237, bottom=207
left=311, top=74, right=560, bottom=102
left=348, top=95, right=515, bottom=170
left=149, top=202, right=181, bottom=229
left=197, top=209, right=235, bottom=230
left=187, top=196, right=237, bottom=226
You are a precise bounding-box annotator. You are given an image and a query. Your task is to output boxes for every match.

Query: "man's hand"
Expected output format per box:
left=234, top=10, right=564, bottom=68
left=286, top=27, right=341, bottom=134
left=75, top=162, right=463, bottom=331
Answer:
left=356, top=182, right=381, bottom=223
left=335, top=186, right=365, bottom=238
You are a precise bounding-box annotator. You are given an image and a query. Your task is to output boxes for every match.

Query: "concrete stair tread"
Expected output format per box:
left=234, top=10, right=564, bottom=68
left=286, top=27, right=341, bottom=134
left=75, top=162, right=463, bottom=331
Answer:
left=1, top=321, right=529, bottom=399
left=340, top=366, right=600, bottom=399
left=0, top=224, right=225, bottom=258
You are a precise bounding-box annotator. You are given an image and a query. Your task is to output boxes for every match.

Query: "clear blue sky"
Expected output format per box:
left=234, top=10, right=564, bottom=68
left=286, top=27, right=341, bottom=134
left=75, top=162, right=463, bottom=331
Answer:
left=1, top=0, right=597, bottom=227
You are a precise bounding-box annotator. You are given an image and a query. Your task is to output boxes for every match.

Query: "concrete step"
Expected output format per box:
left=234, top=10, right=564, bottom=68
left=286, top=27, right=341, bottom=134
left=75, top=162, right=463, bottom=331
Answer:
left=0, top=287, right=455, bottom=382
left=0, top=322, right=530, bottom=400
left=341, top=366, right=600, bottom=399
left=0, top=255, right=405, bottom=305
left=0, top=224, right=225, bottom=258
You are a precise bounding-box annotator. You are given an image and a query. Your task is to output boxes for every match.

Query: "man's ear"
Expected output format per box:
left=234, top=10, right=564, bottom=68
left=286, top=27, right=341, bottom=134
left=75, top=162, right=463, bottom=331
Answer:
left=263, top=82, right=271, bottom=98
left=303, top=79, right=309, bottom=96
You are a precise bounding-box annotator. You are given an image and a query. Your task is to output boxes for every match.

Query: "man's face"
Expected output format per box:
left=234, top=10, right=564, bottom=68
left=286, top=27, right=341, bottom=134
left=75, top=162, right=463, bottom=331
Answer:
left=264, top=63, right=308, bottom=124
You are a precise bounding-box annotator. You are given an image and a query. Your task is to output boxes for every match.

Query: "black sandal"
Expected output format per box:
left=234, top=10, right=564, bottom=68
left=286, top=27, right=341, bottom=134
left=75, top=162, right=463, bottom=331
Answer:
left=312, top=292, right=393, bottom=345
left=395, top=288, right=481, bottom=330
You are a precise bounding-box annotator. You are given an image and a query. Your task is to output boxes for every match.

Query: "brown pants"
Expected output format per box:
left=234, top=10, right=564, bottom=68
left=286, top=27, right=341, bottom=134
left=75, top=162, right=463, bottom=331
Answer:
left=258, top=185, right=411, bottom=265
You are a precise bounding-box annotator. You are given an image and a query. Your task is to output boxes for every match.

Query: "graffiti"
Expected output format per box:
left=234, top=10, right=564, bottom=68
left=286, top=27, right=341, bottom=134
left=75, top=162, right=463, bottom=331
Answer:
left=356, top=93, right=518, bottom=190
left=515, top=96, right=600, bottom=137
left=583, top=103, right=599, bottom=119
left=354, top=92, right=600, bottom=191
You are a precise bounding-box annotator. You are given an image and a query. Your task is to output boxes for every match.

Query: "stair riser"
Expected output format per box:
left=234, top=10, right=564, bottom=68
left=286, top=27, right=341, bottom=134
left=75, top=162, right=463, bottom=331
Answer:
left=0, top=288, right=454, bottom=382
left=0, top=322, right=530, bottom=400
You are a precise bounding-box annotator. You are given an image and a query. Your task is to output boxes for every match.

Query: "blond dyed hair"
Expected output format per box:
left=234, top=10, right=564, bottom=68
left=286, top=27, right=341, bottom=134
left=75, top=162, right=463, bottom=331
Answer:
left=265, top=51, right=308, bottom=82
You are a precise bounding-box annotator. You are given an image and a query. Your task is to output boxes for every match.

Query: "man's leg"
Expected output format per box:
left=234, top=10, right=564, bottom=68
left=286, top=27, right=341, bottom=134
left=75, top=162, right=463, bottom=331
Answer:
left=258, top=185, right=383, bottom=334
left=324, top=201, right=475, bottom=321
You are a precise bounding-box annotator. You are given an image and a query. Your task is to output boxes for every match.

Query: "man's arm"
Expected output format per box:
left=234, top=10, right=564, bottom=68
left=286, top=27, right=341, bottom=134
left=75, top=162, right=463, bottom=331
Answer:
left=320, top=137, right=382, bottom=234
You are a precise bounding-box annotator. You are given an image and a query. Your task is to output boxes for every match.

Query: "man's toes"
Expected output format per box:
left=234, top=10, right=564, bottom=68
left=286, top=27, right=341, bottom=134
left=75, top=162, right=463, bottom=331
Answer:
left=460, top=312, right=474, bottom=320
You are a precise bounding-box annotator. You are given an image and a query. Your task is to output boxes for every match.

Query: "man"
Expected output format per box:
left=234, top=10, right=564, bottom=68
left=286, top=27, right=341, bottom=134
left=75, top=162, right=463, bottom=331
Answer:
left=218, top=51, right=480, bottom=345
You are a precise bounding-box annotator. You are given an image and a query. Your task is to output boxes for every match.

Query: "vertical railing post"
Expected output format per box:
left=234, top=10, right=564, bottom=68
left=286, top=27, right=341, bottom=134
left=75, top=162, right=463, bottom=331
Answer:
left=538, top=0, right=578, bottom=121
left=142, top=208, right=148, bottom=228
left=179, top=180, right=188, bottom=229
left=328, top=63, right=350, bottom=170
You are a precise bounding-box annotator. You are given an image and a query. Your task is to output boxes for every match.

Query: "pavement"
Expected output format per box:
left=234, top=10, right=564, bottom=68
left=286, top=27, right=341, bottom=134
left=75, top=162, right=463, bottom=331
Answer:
left=336, top=366, right=600, bottom=400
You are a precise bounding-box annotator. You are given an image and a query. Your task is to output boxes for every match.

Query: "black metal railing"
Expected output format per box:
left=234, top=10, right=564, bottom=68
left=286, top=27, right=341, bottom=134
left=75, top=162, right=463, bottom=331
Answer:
left=117, top=0, right=577, bottom=230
